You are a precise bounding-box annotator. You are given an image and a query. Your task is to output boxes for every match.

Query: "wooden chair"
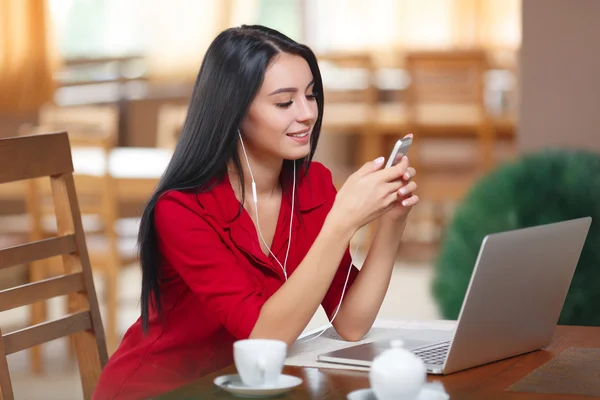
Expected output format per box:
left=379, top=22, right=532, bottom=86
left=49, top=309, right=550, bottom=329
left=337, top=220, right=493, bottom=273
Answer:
left=0, top=131, right=108, bottom=400
left=156, top=104, right=188, bottom=149
left=316, top=52, right=386, bottom=250
left=317, top=52, right=383, bottom=172
left=20, top=105, right=133, bottom=365
left=404, top=49, right=495, bottom=174
left=0, top=106, right=117, bottom=249
left=37, top=104, right=119, bottom=141
left=402, top=50, right=494, bottom=242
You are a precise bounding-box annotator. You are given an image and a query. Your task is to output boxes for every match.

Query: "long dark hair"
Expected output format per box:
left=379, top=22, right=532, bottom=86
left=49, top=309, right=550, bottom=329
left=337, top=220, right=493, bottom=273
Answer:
left=138, top=25, right=325, bottom=331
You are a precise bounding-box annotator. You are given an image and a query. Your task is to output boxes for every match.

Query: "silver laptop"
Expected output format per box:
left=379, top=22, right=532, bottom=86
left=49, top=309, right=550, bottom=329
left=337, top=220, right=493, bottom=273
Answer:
left=317, top=217, right=592, bottom=375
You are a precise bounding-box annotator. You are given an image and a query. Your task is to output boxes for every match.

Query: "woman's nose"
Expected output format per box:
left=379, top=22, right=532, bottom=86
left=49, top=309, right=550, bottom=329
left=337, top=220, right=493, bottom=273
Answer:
left=297, top=97, right=317, bottom=123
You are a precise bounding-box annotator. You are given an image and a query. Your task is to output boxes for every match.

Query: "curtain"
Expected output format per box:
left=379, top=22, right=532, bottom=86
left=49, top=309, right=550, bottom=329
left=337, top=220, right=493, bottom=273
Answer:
left=452, top=0, right=521, bottom=51
left=452, top=0, right=521, bottom=68
left=0, top=0, right=57, bottom=113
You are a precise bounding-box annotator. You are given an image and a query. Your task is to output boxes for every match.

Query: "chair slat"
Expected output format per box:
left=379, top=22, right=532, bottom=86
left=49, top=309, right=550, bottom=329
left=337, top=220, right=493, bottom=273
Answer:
left=0, top=235, right=77, bottom=270
left=3, top=311, right=92, bottom=355
left=0, top=273, right=85, bottom=312
left=0, top=329, right=14, bottom=400
left=0, top=131, right=73, bottom=184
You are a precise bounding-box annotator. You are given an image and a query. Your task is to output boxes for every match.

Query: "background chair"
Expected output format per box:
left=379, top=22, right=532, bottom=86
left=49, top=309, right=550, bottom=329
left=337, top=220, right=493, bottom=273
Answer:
left=317, top=52, right=381, bottom=182
left=156, top=103, right=188, bottom=150
left=20, top=104, right=134, bottom=364
left=404, top=49, right=495, bottom=173
left=401, top=50, right=496, bottom=243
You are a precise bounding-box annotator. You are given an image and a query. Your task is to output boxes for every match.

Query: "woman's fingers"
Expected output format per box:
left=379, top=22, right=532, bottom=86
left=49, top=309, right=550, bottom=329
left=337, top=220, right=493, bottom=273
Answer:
left=381, top=177, right=417, bottom=202
left=377, top=156, right=409, bottom=181
left=401, top=194, right=419, bottom=207
left=398, top=181, right=417, bottom=196
left=403, top=167, right=416, bottom=181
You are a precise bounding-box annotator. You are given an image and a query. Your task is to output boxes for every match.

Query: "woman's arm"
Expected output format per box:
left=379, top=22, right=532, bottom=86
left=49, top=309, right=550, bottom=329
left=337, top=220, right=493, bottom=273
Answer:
left=249, top=212, right=355, bottom=346
left=330, top=218, right=407, bottom=341
left=251, top=160, right=411, bottom=346
left=329, top=157, right=418, bottom=341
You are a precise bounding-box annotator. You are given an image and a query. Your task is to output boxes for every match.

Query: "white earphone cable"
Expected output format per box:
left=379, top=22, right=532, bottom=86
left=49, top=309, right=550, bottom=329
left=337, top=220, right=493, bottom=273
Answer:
left=297, top=224, right=368, bottom=343
left=238, top=130, right=294, bottom=280
left=238, top=129, right=362, bottom=342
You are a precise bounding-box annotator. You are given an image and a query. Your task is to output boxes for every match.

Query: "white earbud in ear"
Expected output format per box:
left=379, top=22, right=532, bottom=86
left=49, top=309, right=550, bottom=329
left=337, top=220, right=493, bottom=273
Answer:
left=238, top=129, right=258, bottom=204
left=251, top=182, right=258, bottom=204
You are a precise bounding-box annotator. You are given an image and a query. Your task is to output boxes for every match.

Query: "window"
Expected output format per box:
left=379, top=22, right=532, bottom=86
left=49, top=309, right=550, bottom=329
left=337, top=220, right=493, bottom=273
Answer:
left=48, top=0, right=304, bottom=60
left=47, top=0, right=304, bottom=104
left=48, top=0, right=146, bottom=59
left=256, top=0, right=303, bottom=41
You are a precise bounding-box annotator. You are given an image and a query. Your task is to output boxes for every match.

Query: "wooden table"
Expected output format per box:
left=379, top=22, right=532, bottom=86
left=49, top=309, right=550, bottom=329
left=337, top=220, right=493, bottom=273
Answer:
left=156, top=325, right=600, bottom=400
left=321, top=102, right=516, bottom=167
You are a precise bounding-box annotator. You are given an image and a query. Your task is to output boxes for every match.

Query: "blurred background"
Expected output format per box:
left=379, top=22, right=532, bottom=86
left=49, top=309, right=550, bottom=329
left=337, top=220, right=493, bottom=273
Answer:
left=1, top=0, right=600, bottom=398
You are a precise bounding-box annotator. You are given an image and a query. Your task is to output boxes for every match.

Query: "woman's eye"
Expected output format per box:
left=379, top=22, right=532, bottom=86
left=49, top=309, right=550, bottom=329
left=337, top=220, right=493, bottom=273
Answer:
left=276, top=93, right=318, bottom=108
left=276, top=100, right=293, bottom=108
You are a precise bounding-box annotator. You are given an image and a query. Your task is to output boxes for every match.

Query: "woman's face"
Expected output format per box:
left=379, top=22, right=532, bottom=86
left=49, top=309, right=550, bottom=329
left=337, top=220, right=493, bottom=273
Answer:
left=239, top=53, right=318, bottom=162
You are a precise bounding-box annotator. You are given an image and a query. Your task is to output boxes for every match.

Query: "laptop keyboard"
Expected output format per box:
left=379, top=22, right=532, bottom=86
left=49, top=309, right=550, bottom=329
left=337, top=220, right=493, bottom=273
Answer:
left=413, top=342, right=450, bottom=365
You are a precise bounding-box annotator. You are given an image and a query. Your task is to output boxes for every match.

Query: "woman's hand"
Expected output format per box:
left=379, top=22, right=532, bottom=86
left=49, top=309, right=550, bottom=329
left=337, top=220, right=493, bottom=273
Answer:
left=381, top=156, right=419, bottom=222
left=329, top=155, right=410, bottom=235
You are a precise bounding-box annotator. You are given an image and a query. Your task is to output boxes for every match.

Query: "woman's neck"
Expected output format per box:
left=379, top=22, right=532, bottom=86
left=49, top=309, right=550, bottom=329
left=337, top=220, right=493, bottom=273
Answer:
left=228, top=147, right=283, bottom=201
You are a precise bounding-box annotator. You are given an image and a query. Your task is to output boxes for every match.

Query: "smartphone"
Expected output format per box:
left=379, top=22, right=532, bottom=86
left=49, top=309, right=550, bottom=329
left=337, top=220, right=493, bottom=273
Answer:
left=385, top=137, right=412, bottom=168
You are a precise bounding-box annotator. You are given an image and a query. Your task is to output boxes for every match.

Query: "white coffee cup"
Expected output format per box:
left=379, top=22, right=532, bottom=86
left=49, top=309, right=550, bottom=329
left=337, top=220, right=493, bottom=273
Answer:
left=233, top=339, right=287, bottom=387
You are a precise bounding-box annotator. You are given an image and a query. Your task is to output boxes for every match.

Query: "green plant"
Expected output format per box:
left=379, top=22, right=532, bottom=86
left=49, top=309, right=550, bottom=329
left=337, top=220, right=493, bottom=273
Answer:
left=431, top=149, right=600, bottom=326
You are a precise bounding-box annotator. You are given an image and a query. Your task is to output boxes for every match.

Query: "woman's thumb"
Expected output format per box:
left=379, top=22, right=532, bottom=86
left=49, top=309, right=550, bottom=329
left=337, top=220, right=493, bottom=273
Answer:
left=359, top=156, right=385, bottom=175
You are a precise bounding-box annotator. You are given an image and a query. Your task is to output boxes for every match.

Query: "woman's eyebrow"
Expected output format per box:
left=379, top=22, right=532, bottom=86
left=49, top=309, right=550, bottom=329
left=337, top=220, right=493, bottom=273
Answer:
left=269, top=80, right=315, bottom=96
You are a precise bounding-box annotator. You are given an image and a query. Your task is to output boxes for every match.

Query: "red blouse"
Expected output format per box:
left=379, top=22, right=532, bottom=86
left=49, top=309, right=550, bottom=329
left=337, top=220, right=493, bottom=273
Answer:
left=92, top=162, right=359, bottom=400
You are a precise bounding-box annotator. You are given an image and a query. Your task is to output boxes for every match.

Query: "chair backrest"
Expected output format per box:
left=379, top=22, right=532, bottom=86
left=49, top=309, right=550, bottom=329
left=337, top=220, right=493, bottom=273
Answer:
left=37, top=104, right=119, bottom=150
left=403, top=50, right=494, bottom=167
left=20, top=106, right=119, bottom=242
left=156, top=104, right=188, bottom=150
left=0, top=132, right=108, bottom=400
left=404, top=49, right=489, bottom=106
left=317, top=51, right=378, bottom=106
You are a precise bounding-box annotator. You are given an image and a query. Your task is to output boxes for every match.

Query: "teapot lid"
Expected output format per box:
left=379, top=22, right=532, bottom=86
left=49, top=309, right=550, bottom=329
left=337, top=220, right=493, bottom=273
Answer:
left=371, top=339, right=427, bottom=374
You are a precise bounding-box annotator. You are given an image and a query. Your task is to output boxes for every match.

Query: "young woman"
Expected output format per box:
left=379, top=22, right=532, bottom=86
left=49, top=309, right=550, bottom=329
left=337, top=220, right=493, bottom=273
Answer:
left=93, top=25, right=418, bottom=400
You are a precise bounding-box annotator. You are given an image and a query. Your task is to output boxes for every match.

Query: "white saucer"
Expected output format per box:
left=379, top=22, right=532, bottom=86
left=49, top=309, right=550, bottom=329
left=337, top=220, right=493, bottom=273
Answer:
left=347, top=385, right=450, bottom=400
left=214, top=374, right=303, bottom=398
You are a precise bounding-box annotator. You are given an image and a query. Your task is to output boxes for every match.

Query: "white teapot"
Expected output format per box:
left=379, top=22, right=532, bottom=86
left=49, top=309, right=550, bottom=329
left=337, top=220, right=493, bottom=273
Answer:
left=369, top=339, right=427, bottom=400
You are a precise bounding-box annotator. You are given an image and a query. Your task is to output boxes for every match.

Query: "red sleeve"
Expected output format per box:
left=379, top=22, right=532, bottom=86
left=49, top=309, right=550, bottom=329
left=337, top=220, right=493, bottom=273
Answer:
left=154, top=191, right=264, bottom=340
left=311, top=163, right=361, bottom=320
